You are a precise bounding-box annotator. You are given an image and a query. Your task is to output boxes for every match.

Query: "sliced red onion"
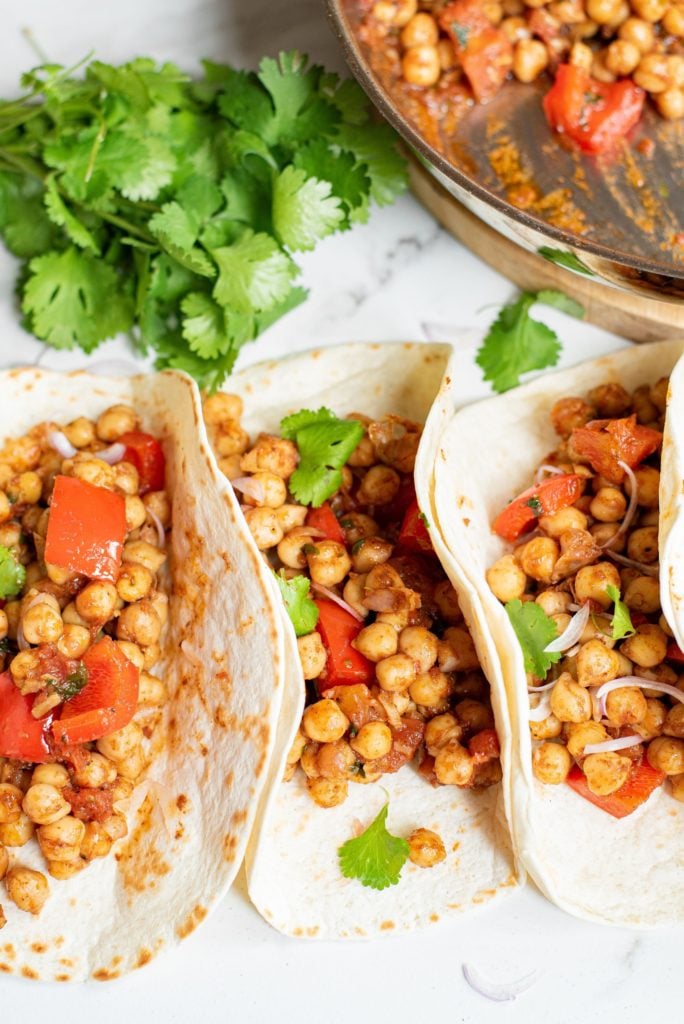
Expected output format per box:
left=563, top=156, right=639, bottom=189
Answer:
left=96, top=442, right=126, bottom=465
left=16, top=593, right=51, bottom=651
left=544, top=602, right=590, bottom=653
left=601, top=459, right=638, bottom=549
left=47, top=428, right=77, bottom=459
left=181, top=640, right=202, bottom=668
left=565, top=643, right=581, bottom=658
left=528, top=695, right=552, bottom=722
left=583, top=734, right=643, bottom=755
left=146, top=506, right=166, bottom=548
left=595, top=676, right=684, bottom=717
left=462, top=964, right=539, bottom=1002
left=604, top=549, right=659, bottom=577
left=527, top=679, right=557, bottom=693
left=534, top=463, right=565, bottom=484
left=311, top=582, right=364, bottom=622
left=231, top=476, right=265, bottom=504
left=16, top=619, right=28, bottom=651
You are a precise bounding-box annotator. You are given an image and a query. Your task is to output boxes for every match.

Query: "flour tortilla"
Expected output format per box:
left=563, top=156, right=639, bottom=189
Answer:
left=0, top=368, right=284, bottom=981
left=232, top=342, right=520, bottom=939
left=429, top=341, right=684, bottom=926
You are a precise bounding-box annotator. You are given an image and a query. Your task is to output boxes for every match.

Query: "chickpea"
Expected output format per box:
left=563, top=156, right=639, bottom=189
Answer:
left=434, top=580, right=462, bottom=622
left=306, top=540, right=351, bottom=587
left=96, top=721, right=144, bottom=763
left=628, top=466, right=659, bottom=510
left=242, top=507, right=283, bottom=550
left=530, top=712, right=563, bottom=740
left=96, top=404, right=138, bottom=442
left=656, top=87, right=684, bottom=119
left=112, top=460, right=139, bottom=496
left=297, top=632, right=327, bottom=680
left=137, top=671, right=167, bottom=707
left=398, top=626, right=438, bottom=673
left=373, top=0, right=417, bottom=27
left=70, top=457, right=115, bottom=490
left=316, top=739, right=356, bottom=779
left=102, top=813, right=128, bottom=842
left=0, top=813, right=34, bottom=847
left=401, top=44, right=441, bottom=86
left=409, top=667, right=451, bottom=708
left=5, top=866, right=49, bottom=915
left=601, top=40, right=639, bottom=83
left=664, top=3, right=684, bottom=34
left=486, top=554, right=527, bottom=602
left=350, top=536, right=393, bottom=574
left=276, top=528, right=314, bottom=570
left=116, top=599, right=162, bottom=647
left=454, top=698, right=493, bottom=733
left=72, top=752, right=117, bottom=789
left=623, top=576, right=660, bottom=615
left=353, top=621, right=398, bottom=662
left=671, top=773, right=684, bottom=801
left=604, top=686, right=647, bottom=726
left=342, top=574, right=368, bottom=619
left=243, top=472, right=287, bottom=510
left=31, top=764, right=69, bottom=789
left=586, top=0, right=623, bottom=24
left=588, top=486, right=626, bottom=524
left=576, top=639, right=621, bottom=688
left=539, top=506, right=588, bottom=539
left=350, top=721, right=393, bottom=761
left=636, top=698, right=667, bottom=740
left=116, top=563, right=154, bottom=605
left=583, top=751, right=631, bottom=795
left=401, top=11, right=438, bottom=47
left=125, top=494, right=147, bottom=532
left=501, top=14, right=530, bottom=41
left=375, top=652, right=416, bottom=692
left=22, top=784, right=70, bottom=826
left=407, top=828, right=446, bottom=868
left=437, top=37, right=457, bottom=70
left=116, top=640, right=145, bottom=671
left=216, top=423, right=250, bottom=458
left=550, top=673, right=592, bottom=723
left=116, top=748, right=145, bottom=782
left=300, top=742, right=320, bottom=779
left=513, top=38, right=549, bottom=82
left=80, top=822, right=113, bottom=861
left=434, top=741, right=474, bottom=786
left=532, top=741, right=572, bottom=784
left=536, top=590, right=572, bottom=617
left=54, top=623, right=89, bottom=661
left=566, top=720, right=609, bottom=759
left=8, top=471, right=42, bottom=506
left=621, top=623, right=667, bottom=669
left=203, top=392, right=243, bottom=426
left=37, top=815, right=85, bottom=862
left=664, top=704, right=684, bottom=738
left=618, top=15, right=654, bottom=52
left=63, top=416, right=95, bottom=449
left=21, top=600, right=63, bottom=647
left=357, top=465, right=401, bottom=507
left=574, top=562, right=621, bottom=609
left=302, top=699, right=349, bottom=744
left=626, top=526, right=658, bottom=564
left=73, top=580, right=117, bottom=624
left=647, top=735, right=684, bottom=775
left=306, top=777, right=348, bottom=807
left=517, top=537, right=559, bottom=585
left=423, top=713, right=461, bottom=754
left=240, top=435, right=298, bottom=479
left=123, top=540, right=167, bottom=573
left=634, top=52, right=670, bottom=92
left=0, top=783, right=23, bottom=825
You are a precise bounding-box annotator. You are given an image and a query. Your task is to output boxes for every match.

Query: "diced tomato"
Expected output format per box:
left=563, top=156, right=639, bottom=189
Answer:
left=315, top=599, right=373, bottom=687
left=0, top=671, right=52, bottom=763
left=53, top=637, right=139, bottom=746
left=306, top=503, right=345, bottom=545
left=543, top=64, right=645, bottom=154
left=397, top=498, right=434, bottom=555
left=571, top=415, right=662, bottom=485
left=45, top=475, right=126, bottom=583
left=63, top=786, right=114, bottom=823
left=566, top=757, right=664, bottom=819
left=667, top=641, right=684, bottom=663
left=439, top=0, right=513, bottom=102
left=468, top=728, right=500, bottom=763
left=367, top=718, right=425, bottom=774
left=493, top=473, right=584, bottom=542
left=418, top=752, right=438, bottom=786
left=118, top=431, right=165, bottom=495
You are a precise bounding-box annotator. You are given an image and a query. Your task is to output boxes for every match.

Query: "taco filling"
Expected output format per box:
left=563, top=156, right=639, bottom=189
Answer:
left=486, top=374, right=684, bottom=818
left=0, top=405, right=169, bottom=922
left=204, top=392, right=501, bottom=865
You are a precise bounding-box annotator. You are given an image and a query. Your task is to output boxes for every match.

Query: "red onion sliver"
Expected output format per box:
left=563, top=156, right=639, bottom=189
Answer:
left=528, top=696, right=552, bottom=722
left=544, top=602, right=590, bottom=653
left=47, top=429, right=77, bottom=459
left=462, top=964, right=539, bottom=1003
left=231, top=476, right=266, bottom=504
left=565, top=643, right=581, bottom=658
left=595, top=676, right=684, bottom=717
left=583, top=734, right=644, bottom=755
left=604, top=549, right=659, bottom=577
left=96, top=442, right=126, bottom=465
left=311, top=582, right=365, bottom=622
left=534, top=463, right=565, bottom=484
left=527, top=679, right=557, bottom=693
left=146, top=506, right=166, bottom=549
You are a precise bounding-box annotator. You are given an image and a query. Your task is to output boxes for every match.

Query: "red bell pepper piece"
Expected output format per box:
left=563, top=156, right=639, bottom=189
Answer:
left=571, top=415, right=662, bottom=485
left=439, top=0, right=512, bottom=102
left=306, top=503, right=345, bottom=545
left=667, top=641, right=684, bottom=663
left=468, top=728, right=500, bottom=763
left=0, top=671, right=52, bottom=763
left=118, top=431, right=165, bottom=494
left=397, top=498, right=434, bottom=555
left=543, top=64, right=645, bottom=154
left=493, top=474, right=584, bottom=542
left=53, top=637, right=139, bottom=746
left=315, top=599, right=373, bottom=687
left=566, top=757, right=664, bottom=819
left=45, top=476, right=126, bottom=583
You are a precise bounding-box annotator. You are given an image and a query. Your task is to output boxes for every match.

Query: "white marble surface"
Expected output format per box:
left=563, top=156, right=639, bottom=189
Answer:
left=0, top=1, right=678, bottom=1021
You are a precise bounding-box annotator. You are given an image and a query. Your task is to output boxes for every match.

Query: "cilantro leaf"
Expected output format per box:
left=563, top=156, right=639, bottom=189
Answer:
left=538, top=247, right=594, bottom=276
left=476, top=293, right=561, bottom=394
left=212, top=231, right=297, bottom=313
left=273, top=166, right=344, bottom=252
left=49, top=663, right=88, bottom=702
left=0, top=546, right=26, bottom=599
left=280, top=407, right=364, bottom=507
left=273, top=572, right=319, bottom=637
left=535, top=289, right=585, bottom=319
left=505, top=599, right=561, bottom=679
left=181, top=292, right=236, bottom=359
left=606, top=584, right=635, bottom=641
left=43, top=177, right=100, bottom=253
left=334, top=121, right=408, bottom=206
left=338, top=801, right=409, bottom=891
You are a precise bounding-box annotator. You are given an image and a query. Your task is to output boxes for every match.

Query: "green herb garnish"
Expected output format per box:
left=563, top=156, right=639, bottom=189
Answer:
left=606, top=584, right=635, bottom=641
left=48, top=663, right=88, bottom=701
left=451, top=22, right=470, bottom=48
left=338, top=800, right=409, bottom=891
left=0, top=546, right=26, bottom=599
left=525, top=495, right=543, bottom=516
left=505, top=599, right=561, bottom=679
left=273, top=572, right=319, bottom=637
left=418, top=511, right=430, bottom=529
left=537, top=248, right=594, bottom=276
left=280, top=407, right=364, bottom=507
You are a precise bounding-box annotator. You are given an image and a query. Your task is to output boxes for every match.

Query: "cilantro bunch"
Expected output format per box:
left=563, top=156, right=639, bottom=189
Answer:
left=0, top=53, right=407, bottom=389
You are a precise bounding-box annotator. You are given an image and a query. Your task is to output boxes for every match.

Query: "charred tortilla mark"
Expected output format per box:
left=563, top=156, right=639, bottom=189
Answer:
left=176, top=905, right=207, bottom=939
left=136, top=948, right=153, bottom=969
left=21, top=966, right=39, bottom=979
left=223, top=833, right=238, bottom=861
left=176, top=794, right=189, bottom=813
left=0, top=963, right=12, bottom=973
left=30, top=942, right=47, bottom=954
left=55, top=974, right=71, bottom=982
left=225, top=771, right=234, bottom=788
left=2, top=944, right=15, bottom=957
left=92, top=968, right=121, bottom=981
left=380, top=920, right=395, bottom=931
left=430, top=913, right=439, bottom=922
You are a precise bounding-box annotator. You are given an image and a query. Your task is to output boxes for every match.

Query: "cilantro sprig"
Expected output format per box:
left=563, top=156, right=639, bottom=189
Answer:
left=606, top=584, right=635, bottom=641
left=280, top=407, right=364, bottom=507
left=48, top=664, right=88, bottom=702
left=338, top=801, right=409, bottom=891
left=273, top=572, right=319, bottom=637
left=0, top=545, right=26, bottom=599
left=505, top=599, right=561, bottom=679
left=476, top=290, right=585, bottom=394
left=0, top=53, right=407, bottom=390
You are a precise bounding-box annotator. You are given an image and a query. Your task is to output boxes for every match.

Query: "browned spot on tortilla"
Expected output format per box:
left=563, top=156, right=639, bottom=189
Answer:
left=54, top=936, right=64, bottom=948
left=238, top=616, right=254, bottom=634
left=30, top=942, right=47, bottom=954
left=354, top=927, right=366, bottom=936
left=223, top=833, right=238, bottom=862
left=200, top=743, right=209, bottom=757
left=225, top=771, right=234, bottom=788
left=430, top=914, right=439, bottom=922
left=93, top=968, right=121, bottom=981
left=457, top=496, right=465, bottom=508
left=448, top=903, right=461, bottom=910
left=502, top=873, right=517, bottom=887
left=59, top=957, right=74, bottom=967
left=293, top=927, right=303, bottom=937
left=463, top=518, right=470, bottom=527
left=219, top=551, right=232, bottom=572
left=232, top=808, right=248, bottom=828
left=174, top=825, right=185, bottom=840
left=2, top=943, right=15, bottom=957
left=176, top=794, right=189, bottom=812
left=380, top=920, right=395, bottom=931
left=176, top=905, right=207, bottom=939
left=0, top=963, right=12, bottom=973
left=215, top=704, right=229, bottom=728
left=445, top=376, right=451, bottom=385
left=21, top=966, right=39, bottom=980
left=306, top=927, right=319, bottom=937
left=136, top=948, right=153, bottom=968
left=115, top=793, right=172, bottom=895
left=55, top=974, right=71, bottom=982
left=452, top=841, right=461, bottom=852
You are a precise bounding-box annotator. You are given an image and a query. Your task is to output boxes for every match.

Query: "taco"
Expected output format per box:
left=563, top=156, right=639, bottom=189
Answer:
left=202, top=342, right=521, bottom=939
left=428, top=340, right=684, bottom=926
left=0, top=368, right=284, bottom=981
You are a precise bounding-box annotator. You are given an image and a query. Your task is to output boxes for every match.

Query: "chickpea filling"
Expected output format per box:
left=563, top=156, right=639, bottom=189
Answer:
left=486, top=374, right=684, bottom=814
left=205, top=393, right=502, bottom=833
left=0, top=406, right=170, bottom=921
